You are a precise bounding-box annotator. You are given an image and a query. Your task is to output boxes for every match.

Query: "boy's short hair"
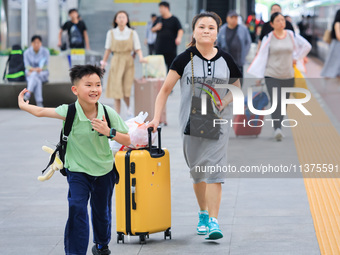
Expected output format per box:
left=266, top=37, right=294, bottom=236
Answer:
left=159, top=1, right=170, bottom=9
left=69, top=65, right=104, bottom=85
left=31, top=35, right=42, bottom=42
left=68, top=8, right=78, bottom=15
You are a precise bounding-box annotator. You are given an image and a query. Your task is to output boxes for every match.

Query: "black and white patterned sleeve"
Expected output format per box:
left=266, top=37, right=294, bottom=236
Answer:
left=221, top=51, right=243, bottom=84
left=170, top=51, right=191, bottom=77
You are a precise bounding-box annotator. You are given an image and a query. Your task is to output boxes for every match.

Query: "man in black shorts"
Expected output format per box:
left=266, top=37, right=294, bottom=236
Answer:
left=152, top=1, right=183, bottom=71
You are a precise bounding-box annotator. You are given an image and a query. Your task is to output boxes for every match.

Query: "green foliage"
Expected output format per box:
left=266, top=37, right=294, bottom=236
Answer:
left=49, top=48, right=60, bottom=56
left=0, top=48, right=11, bottom=56
left=0, top=47, right=59, bottom=56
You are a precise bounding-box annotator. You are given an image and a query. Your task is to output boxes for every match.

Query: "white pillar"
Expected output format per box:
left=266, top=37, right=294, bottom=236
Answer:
left=21, top=0, right=28, bottom=47
left=48, top=0, right=60, bottom=49
left=238, top=0, right=247, bottom=23
left=0, top=0, right=8, bottom=50
left=27, top=0, right=37, bottom=44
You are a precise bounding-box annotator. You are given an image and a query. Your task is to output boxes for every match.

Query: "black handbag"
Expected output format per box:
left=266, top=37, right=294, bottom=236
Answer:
left=183, top=52, right=221, bottom=140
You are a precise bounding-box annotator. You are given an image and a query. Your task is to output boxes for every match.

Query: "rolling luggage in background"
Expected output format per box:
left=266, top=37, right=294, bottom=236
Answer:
left=134, top=55, right=167, bottom=124
left=134, top=78, right=167, bottom=124
left=233, top=90, right=268, bottom=137
left=115, top=127, right=171, bottom=244
left=143, top=55, right=166, bottom=79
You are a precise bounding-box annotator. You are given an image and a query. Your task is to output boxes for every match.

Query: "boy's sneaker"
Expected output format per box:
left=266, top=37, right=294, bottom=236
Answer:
left=205, top=217, right=223, bottom=240
left=92, top=244, right=111, bottom=255
left=197, top=210, right=209, bottom=235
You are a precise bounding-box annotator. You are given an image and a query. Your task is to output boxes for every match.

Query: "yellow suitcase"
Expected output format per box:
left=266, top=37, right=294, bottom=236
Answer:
left=115, top=127, right=171, bottom=244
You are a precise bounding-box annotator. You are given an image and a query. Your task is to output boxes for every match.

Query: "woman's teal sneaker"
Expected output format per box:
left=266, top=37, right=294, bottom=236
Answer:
left=197, top=210, right=209, bottom=235
left=205, top=217, right=223, bottom=240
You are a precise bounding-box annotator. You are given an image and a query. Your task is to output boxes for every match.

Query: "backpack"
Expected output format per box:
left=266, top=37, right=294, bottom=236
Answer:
left=70, top=24, right=84, bottom=47
left=2, top=45, right=26, bottom=82
left=42, top=103, right=119, bottom=183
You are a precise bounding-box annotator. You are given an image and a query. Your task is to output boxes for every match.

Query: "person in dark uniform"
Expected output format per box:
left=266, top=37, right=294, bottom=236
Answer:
left=151, top=1, right=184, bottom=71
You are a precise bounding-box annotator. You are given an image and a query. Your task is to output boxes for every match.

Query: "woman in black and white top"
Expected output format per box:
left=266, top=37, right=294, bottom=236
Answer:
left=148, top=12, right=241, bottom=240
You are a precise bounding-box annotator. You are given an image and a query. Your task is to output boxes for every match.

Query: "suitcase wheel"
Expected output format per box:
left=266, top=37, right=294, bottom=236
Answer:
left=139, top=234, right=147, bottom=244
left=164, top=228, right=171, bottom=240
left=117, top=233, right=124, bottom=244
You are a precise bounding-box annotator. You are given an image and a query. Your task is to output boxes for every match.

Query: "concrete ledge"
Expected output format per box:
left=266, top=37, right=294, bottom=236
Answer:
left=0, top=82, right=76, bottom=108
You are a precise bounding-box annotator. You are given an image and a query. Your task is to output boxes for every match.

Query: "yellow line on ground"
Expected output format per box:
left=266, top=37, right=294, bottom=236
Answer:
left=288, top=95, right=340, bottom=255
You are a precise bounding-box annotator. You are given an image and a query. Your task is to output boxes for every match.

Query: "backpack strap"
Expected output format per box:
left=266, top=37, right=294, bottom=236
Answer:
left=102, top=104, right=119, bottom=184
left=103, top=104, right=111, bottom=128
left=2, top=55, right=11, bottom=81
left=58, top=103, right=76, bottom=176
left=42, top=103, right=76, bottom=174
left=63, top=103, right=76, bottom=139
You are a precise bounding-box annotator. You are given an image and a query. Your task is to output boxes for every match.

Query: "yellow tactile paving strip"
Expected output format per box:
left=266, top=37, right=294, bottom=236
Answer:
left=287, top=95, right=340, bottom=255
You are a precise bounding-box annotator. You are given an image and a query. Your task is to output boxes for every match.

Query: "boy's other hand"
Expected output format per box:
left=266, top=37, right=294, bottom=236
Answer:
left=91, top=115, right=110, bottom=137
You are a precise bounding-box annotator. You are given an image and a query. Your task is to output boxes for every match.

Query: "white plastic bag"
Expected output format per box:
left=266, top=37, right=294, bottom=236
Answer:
left=109, top=140, right=124, bottom=156
left=109, top=112, right=157, bottom=154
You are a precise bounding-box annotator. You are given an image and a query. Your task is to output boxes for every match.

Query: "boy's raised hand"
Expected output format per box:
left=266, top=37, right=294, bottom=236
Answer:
left=18, top=88, right=30, bottom=108
left=91, top=115, right=110, bottom=137
left=17, top=88, right=65, bottom=120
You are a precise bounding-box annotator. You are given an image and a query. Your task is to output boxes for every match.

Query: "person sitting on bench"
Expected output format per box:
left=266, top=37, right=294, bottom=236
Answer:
left=23, top=35, right=50, bottom=107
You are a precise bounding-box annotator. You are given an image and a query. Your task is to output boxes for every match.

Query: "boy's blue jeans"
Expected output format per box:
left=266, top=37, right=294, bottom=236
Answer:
left=64, top=168, right=116, bottom=255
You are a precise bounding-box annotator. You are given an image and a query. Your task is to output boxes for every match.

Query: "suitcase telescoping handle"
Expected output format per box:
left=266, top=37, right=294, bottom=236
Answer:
left=131, top=178, right=136, bottom=210
left=148, top=127, right=153, bottom=150
left=147, top=126, right=164, bottom=157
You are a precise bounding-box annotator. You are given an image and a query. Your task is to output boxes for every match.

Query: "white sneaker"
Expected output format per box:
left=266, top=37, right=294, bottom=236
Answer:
left=274, top=128, right=283, bottom=141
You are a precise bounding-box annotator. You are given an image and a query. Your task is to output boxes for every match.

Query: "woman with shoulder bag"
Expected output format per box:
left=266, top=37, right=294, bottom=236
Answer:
left=148, top=12, right=242, bottom=240
left=321, top=9, right=340, bottom=78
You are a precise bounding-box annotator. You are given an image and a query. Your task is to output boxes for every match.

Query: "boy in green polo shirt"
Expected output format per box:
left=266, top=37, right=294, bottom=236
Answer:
left=18, top=65, right=130, bottom=255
